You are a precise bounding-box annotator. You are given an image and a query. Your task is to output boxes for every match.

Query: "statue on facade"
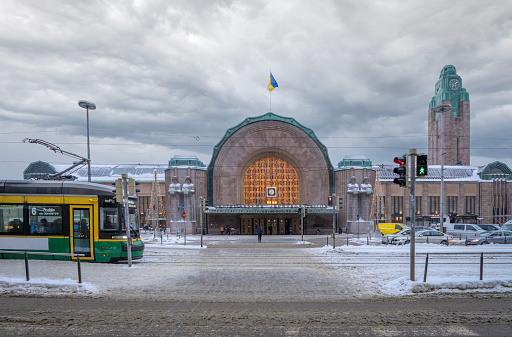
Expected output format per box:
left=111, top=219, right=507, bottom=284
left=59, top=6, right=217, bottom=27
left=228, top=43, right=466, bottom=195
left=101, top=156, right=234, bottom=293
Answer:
left=182, top=176, right=195, bottom=195
left=168, top=176, right=181, bottom=195
left=360, top=176, right=373, bottom=194
left=347, top=176, right=359, bottom=194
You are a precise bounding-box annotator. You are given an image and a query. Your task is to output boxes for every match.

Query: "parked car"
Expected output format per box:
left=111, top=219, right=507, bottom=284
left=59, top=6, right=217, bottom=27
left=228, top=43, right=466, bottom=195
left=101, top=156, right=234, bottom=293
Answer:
left=378, top=223, right=409, bottom=235
left=465, top=230, right=512, bottom=245
left=445, top=223, right=486, bottom=238
left=477, top=224, right=500, bottom=231
left=392, top=230, right=454, bottom=245
left=382, top=229, right=411, bottom=244
left=414, top=226, right=435, bottom=231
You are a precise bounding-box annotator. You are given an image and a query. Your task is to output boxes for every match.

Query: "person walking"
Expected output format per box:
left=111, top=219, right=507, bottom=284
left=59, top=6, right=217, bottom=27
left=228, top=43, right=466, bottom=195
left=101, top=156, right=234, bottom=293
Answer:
left=257, top=225, right=263, bottom=243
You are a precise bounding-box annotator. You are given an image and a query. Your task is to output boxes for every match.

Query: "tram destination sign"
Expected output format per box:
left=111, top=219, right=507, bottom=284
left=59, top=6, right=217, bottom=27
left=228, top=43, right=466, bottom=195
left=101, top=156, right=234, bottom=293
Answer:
left=29, top=206, right=61, bottom=217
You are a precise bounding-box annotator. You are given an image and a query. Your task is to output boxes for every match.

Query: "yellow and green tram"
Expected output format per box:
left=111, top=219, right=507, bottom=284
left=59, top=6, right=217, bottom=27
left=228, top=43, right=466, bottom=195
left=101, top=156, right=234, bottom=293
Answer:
left=0, top=180, right=144, bottom=262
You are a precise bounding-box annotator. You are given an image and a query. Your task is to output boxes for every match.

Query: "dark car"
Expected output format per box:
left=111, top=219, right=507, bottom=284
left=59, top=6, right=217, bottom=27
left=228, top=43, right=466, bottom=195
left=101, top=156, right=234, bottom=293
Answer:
left=465, top=230, right=512, bottom=245
left=478, top=224, right=500, bottom=231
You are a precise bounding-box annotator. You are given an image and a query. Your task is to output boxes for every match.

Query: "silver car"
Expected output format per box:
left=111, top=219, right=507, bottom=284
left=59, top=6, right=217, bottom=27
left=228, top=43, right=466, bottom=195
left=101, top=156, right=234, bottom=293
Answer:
left=382, top=229, right=411, bottom=244
left=392, top=230, right=455, bottom=245
left=465, top=230, right=512, bottom=245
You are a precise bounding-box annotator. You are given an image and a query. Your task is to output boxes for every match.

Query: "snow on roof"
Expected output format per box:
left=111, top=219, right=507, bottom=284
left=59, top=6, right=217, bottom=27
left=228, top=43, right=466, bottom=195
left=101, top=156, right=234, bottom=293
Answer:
left=374, top=164, right=483, bottom=182
left=51, top=163, right=168, bottom=182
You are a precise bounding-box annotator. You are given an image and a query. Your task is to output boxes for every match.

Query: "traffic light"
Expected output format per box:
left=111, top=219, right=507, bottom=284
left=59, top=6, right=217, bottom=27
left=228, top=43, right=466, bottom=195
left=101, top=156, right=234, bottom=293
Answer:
left=114, top=178, right=123, bottom=201
left=336, top=196, right=343, bottom=211
left=200, top=197, right=209, bottom=212
left=328, top=196, right=333, bottom=206
left=393, top=156, right=407, bottom=187
left=417, top=154, right=428, bottom=176
left=128, top=178, right=140, bottom=195
left=299, top=206, right=305, bottom=218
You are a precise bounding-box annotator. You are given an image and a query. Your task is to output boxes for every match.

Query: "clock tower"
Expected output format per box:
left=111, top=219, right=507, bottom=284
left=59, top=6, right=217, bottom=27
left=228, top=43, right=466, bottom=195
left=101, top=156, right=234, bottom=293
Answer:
left=428, top=65, right=470, bottom=166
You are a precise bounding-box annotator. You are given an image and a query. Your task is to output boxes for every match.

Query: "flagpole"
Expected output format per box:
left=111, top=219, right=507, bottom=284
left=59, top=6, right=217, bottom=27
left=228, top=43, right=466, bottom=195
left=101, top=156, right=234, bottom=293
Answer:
left=270, top=90, right=272, bottom=112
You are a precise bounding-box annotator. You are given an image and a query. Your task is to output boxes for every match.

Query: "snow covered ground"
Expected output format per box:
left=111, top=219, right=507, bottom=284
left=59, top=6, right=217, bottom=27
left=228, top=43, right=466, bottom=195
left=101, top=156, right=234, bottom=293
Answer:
left=1, top=233, right=511, bottom=299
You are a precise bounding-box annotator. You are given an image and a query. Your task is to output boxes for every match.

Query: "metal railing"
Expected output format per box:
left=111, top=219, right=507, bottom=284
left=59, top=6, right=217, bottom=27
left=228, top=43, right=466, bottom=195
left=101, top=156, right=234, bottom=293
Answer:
left=0, top=251, right=85, bottom=283
left=419, top=252, right=512, bottom=282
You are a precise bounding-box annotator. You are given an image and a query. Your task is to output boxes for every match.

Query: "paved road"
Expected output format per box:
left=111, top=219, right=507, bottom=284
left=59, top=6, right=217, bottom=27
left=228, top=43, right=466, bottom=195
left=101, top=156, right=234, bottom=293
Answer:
left=1, top=234, right=511, bottom=336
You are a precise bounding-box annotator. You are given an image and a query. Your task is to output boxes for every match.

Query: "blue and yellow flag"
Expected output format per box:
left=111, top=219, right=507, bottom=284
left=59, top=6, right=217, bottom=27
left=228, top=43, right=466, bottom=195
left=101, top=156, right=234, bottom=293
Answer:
left=267, top=72, right=278, bottom=92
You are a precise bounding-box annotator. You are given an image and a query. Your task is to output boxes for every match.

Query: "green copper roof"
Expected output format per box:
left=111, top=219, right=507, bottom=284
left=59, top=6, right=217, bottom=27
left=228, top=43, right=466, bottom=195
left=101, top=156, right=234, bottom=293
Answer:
left=207, top=112, right=335, bottom=203
left=168, top=155, right=206, bottom=169
left=429, top=65, right=469, bottom=118
left=479, top=161, right=512, bottom=180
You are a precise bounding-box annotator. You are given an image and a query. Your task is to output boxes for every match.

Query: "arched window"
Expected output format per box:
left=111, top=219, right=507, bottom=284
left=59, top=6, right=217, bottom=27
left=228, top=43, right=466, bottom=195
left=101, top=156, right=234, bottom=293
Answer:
left=244, top=157, right=299, bottom=205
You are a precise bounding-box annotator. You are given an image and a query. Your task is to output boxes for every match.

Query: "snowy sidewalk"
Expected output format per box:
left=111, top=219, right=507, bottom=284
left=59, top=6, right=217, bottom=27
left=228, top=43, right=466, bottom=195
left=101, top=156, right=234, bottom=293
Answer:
left=1, top=234, right=512, bottom=299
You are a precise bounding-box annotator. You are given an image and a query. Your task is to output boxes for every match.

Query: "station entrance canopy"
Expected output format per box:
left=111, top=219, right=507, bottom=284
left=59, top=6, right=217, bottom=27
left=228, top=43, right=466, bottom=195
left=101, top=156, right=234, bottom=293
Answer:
left=205, top=206, right=333, bottom=214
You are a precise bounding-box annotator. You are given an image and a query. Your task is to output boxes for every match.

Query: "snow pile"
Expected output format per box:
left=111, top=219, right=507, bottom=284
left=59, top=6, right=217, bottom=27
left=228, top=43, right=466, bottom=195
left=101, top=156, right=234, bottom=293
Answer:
left=314, top=241, right=512, bottom=296
left=0, top=276, right=97, bottom=297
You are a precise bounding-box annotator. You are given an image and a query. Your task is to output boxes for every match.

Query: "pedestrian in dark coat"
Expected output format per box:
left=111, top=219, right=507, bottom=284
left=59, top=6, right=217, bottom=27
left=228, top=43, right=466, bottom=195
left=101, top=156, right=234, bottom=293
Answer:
left=257, top=225, right=263, bottom=242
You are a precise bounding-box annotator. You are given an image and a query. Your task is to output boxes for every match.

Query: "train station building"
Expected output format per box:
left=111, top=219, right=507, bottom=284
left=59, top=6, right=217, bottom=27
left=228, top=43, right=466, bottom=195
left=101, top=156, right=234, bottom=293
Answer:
left=23, top=65, right=512, bottom=234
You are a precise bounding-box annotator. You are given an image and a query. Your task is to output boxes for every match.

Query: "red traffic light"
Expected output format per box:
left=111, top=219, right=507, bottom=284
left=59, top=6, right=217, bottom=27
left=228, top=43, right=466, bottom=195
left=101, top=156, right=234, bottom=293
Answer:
left=394, top=156, right=405, bottom=165
left=328, top=196, right=333, bottom=206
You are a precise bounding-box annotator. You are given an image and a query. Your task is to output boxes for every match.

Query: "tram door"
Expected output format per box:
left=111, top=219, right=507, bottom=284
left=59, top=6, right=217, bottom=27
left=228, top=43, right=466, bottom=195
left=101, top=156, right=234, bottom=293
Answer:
left=70, top=206, right=93, bottom=259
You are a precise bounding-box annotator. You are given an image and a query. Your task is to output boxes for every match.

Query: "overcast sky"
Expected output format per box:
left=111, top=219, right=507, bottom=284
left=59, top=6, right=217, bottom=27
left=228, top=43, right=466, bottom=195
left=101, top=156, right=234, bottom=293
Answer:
left=1, top=0, right=511, bottom=180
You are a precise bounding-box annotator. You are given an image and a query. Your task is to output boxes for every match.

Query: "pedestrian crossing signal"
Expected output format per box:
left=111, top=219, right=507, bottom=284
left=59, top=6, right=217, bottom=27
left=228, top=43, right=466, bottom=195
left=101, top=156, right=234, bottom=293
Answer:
left=182, top=212, right=186, bottom=218
left=417, top=154, right=428, bottom=176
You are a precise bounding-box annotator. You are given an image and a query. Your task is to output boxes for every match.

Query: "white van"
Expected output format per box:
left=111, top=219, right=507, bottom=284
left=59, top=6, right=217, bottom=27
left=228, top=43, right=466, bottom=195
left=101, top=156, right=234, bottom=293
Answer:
left=445, top=223, right=486, bottom=238
left=502, top=220, right=512, bottom=231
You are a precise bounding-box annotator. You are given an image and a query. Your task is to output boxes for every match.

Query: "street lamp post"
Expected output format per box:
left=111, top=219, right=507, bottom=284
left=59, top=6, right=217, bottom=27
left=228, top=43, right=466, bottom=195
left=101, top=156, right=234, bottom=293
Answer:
left=78, top=100, right=96, bottom=182
left=435, top=103, right=452, bottom=232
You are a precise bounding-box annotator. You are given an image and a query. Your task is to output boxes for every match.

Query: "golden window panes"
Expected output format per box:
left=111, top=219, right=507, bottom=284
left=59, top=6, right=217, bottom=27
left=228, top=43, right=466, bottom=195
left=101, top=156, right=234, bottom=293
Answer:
left=244, top=157, right=299, bottom=205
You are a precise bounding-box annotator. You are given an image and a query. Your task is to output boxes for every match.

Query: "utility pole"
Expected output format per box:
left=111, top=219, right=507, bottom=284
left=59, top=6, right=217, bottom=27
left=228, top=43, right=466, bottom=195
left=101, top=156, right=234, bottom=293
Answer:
left=332, top=194, right=336, bottom=248
left=122, top=174, right=132, bottom=267
left=409, top=148, right=417, bottom=281
left=199, top=197, right=204, bottom=248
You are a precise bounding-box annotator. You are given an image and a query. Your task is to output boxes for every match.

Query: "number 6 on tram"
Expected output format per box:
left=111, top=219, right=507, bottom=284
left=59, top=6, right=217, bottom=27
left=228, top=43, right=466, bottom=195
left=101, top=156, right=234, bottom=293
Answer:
left=0, top=180, right=144, bottom=262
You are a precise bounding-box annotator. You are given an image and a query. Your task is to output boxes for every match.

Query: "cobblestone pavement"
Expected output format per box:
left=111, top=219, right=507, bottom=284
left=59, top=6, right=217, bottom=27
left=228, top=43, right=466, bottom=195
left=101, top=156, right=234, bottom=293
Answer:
left=1, top=234, right=511, bottom=336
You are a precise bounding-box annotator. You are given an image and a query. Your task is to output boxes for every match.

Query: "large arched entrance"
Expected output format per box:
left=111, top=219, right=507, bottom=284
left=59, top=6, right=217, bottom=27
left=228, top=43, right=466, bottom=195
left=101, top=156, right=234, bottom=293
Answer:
left=243, top=157, right=299, bottom=205
left=241, top=156, right=301, bottom=235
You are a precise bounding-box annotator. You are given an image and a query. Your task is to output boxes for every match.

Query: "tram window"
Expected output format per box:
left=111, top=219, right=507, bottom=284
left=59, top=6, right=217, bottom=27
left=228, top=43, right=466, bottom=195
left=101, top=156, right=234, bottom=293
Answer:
left=0, top=204, right=24, bottom=234
left=129, top=209, right=140, bottom=231
left=28, top=205, right=63, bottom=235
left=100, top=207, right=119, bottom=231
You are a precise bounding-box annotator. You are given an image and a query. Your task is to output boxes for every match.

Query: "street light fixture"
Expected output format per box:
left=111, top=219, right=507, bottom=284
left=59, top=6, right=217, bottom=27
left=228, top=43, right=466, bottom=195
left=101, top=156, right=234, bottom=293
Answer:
left=78, top=100, right=96, bottom=182
left=434, top=103, right=452, bottom=233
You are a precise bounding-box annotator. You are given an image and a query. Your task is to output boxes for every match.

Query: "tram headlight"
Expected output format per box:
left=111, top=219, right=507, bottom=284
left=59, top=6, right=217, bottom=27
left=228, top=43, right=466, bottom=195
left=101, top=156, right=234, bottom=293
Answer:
left=113, top=235, right=128, bottom=239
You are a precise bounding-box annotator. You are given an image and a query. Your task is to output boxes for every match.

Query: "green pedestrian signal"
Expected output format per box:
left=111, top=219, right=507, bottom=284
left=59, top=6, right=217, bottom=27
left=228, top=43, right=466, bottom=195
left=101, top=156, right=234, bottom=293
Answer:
left=417, top=154, right=428, bottom=176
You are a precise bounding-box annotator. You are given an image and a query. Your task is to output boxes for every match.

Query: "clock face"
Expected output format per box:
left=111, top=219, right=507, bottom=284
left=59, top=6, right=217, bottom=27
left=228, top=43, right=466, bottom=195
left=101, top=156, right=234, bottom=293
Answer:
left=449, top=79, right=460, bottom=90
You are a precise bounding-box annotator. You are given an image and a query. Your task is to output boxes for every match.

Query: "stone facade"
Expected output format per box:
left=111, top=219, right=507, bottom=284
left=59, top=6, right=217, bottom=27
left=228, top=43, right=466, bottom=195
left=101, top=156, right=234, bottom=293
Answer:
left=164, top=167, right=207, bottom=235
left=209, top=119, right=331, bottom=206
left=428, top=100, right=471, bottom=166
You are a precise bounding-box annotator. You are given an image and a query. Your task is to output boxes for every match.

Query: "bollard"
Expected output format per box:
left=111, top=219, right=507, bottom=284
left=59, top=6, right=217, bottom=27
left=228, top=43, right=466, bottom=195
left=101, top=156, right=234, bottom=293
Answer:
left=326, top=236, right=329, bottom=246
left=347, top=233, right=349, bottom=246
left=423, top=253, right=429, bottom=282
left=77, top=255, right=82, bottom=284
left=480, top=252, right=484, bottom=280
left=24, top=252, right=30, bottom=281
left=161, top=232, right=163, bottom=245
left=367, top=236, right=369, bottom=245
